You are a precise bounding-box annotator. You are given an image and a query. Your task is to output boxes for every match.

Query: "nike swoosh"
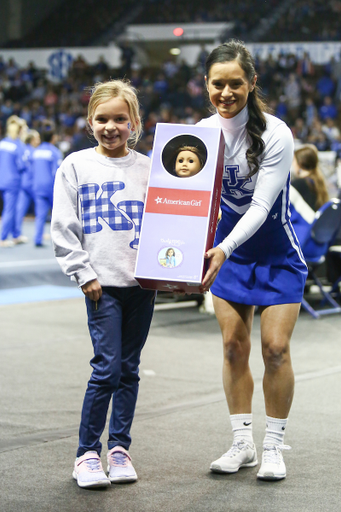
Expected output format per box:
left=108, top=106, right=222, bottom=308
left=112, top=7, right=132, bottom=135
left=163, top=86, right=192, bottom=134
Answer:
left=243, top=422, right=252, bottom=426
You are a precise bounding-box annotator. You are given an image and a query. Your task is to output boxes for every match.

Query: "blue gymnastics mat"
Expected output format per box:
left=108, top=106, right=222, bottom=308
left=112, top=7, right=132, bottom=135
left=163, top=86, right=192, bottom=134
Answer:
left=0, top=285, right=83, bottom=305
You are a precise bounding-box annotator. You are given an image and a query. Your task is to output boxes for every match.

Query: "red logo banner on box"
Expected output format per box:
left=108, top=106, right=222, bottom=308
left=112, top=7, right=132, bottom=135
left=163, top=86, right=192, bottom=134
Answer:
left=145, top=187, right=211, bottom=217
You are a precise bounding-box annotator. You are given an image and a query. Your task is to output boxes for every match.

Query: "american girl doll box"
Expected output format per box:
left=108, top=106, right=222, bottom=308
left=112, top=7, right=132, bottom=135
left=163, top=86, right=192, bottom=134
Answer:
left=134, top=123, right=225, bottom=293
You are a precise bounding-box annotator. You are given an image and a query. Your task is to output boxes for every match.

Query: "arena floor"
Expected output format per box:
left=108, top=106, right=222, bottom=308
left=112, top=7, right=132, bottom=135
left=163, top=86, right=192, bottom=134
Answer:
left=0, top=220, right=340, bottom=512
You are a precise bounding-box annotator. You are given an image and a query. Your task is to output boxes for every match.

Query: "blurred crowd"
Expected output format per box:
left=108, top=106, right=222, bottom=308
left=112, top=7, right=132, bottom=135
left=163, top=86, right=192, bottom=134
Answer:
left=1, top=48, right=341, bottom=159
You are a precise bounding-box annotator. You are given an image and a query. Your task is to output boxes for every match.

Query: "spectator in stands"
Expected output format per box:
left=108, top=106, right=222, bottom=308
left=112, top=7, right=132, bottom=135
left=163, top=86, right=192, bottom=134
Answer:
left=30, top=79, right=47, bottom=102
left=308, top=128, right=330, bottom=151
left=0, top=99, right=14, bottom=125
left=162, top=57, right=179, bottom=79
left=272, top=96, right=288, bottom=122
left=196, top=44, right=209, bottom=73
left=92, top=55, right=109, bottom=79
left=70, top=55, right=88, bottom=80
left=303, top=96, right=318, bottom=127
left=319, top=95, right=338, bottom=120
left=316, top=72, right=335, bottom=99
left=284, top=73, right=301, bottom=123
left=153, top=73, right=169, bottom=102
left=296, top=52, right=314, bottom=77
left=119, top=41, right=135, bottom=78
left=321, top=117, right=341, bottom=143
left=330, top=52, right=341, bottom=101
left=292, top=117, right=308, bottom=143
left=6, top=58, right=19, bottom=79
left=187, top=73, right=205, bottom=110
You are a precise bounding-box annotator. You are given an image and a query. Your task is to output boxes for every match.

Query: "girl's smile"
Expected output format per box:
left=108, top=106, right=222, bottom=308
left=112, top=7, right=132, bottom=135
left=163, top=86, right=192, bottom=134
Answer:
left=90, top=97, right=132, bottom=158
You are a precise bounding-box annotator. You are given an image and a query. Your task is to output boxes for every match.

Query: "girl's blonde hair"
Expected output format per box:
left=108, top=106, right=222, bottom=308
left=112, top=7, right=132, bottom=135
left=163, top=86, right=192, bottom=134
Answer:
left=25, top=129, right=41, bottom=146
left=294, top=144, right=329, bottom=209
left=6, top=115, right=27, bottom=139
left=87, top=79, right=142, bottom=148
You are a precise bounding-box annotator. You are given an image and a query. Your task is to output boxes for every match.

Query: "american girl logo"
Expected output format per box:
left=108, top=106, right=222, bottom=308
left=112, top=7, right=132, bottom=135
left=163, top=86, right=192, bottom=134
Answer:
left=146, top=187, right=210, bottom=217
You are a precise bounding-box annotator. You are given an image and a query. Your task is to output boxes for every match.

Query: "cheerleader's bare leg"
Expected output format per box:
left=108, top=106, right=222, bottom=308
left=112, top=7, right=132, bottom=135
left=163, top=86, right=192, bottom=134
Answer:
left=213, top=296, right=255, bottom=413
left=259, top=302, right=299, bottom=419
left=210, top=296, right=258, bottom=473
left=256, top=302, right=300, bottom=480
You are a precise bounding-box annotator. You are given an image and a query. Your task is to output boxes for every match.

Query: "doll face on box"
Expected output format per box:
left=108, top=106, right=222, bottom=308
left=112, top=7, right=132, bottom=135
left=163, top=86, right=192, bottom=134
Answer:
left=175, top=150, right=202, bottom=177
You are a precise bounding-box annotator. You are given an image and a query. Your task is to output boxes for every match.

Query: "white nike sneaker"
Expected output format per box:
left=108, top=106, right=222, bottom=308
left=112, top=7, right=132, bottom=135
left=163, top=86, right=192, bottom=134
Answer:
left=210, top=440, right=258, bottom=473
left=257, top=444, right=291, bottom=480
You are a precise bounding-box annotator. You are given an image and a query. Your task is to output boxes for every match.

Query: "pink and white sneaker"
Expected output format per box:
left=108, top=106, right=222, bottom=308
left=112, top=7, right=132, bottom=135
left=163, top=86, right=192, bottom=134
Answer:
left=107, top=446, right=138, bottom=483
left=72, top=451, right=111, bottom=488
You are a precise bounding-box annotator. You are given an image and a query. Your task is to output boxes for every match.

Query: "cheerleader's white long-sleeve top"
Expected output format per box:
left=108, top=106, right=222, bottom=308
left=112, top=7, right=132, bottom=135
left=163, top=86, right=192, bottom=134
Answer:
left=196, top=106, right=295, bottom=258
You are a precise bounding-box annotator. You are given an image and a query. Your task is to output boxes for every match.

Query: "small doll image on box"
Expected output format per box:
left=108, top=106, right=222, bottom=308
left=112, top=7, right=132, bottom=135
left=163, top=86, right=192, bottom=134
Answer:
left=158, top=246, right=183, bottom=268
left=169, top=145, right=206, bottom=178
left=135, top=123, right=224, bottom=293
left=162, top=135, right=207, bottom=179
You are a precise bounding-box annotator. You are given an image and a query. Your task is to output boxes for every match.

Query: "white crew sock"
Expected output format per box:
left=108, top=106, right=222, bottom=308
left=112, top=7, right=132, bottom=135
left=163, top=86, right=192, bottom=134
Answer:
left=230, top=413, right=254, bottom=444
left=263, top=415, right=288, bottom=447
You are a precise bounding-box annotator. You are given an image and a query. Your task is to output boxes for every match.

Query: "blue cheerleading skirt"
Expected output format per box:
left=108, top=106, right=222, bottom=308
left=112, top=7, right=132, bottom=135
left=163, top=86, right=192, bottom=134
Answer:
left=211, top=208, right=308, bottom=306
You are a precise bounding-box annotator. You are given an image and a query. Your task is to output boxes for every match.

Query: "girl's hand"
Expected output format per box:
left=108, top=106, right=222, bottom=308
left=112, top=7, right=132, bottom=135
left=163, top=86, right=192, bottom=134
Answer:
left=81, top=279, right=102, bottom=301
left=200, top=247, right=226, bottom=292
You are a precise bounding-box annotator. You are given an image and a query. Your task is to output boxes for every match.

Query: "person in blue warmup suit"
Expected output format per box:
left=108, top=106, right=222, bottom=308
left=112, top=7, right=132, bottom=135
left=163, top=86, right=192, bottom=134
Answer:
left=15, top=129, right=41, bottom=242
left=0, top=115, right=28, bottom=247
left=31, top=121, right=63, bottom=247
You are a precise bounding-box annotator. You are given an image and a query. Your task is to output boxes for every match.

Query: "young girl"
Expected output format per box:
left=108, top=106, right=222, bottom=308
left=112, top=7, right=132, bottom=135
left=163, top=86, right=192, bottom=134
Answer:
left=51, top=80, right=155, bottom=489
left=198, top=40, right=307, bottom=481
left=174, top=145, right=204, bottom=177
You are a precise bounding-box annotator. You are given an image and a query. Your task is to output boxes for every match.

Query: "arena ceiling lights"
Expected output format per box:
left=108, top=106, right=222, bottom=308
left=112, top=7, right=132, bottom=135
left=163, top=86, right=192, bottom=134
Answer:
left=123, top=22, right=234, bottom=66
left=124, top=22, right=233, bottom=43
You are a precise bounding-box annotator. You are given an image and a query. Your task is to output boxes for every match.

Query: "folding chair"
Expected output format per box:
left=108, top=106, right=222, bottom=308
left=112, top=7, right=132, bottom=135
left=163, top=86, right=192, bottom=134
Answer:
left=300, top=198, right=341, bottom=318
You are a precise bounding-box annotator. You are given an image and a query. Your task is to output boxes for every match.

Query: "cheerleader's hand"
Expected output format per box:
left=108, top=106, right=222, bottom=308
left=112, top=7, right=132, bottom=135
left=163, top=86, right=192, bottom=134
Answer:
left=200, top=247, right=226, bottom=292
left=81, top=278, right=102, bottom=301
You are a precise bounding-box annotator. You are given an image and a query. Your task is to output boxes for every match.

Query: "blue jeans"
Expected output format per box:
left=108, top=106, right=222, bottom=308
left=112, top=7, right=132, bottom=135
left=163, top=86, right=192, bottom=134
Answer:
left=77, top=286, right=155, bottom=457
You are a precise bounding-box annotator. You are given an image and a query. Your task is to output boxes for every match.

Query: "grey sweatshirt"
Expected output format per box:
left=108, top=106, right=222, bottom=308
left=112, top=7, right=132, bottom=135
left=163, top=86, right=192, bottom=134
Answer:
left=51, top=147, right=150, bottom=287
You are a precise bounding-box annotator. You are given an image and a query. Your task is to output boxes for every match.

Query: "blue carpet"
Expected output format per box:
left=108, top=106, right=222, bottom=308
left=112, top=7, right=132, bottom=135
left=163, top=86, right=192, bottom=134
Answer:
left=0, top=285, right=83, bottom=305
